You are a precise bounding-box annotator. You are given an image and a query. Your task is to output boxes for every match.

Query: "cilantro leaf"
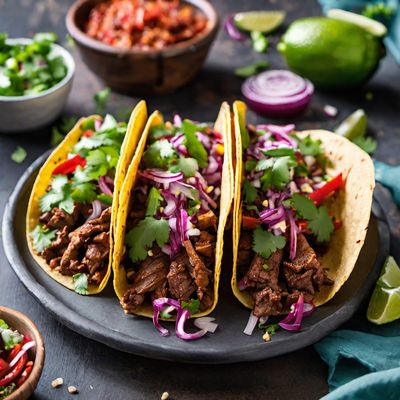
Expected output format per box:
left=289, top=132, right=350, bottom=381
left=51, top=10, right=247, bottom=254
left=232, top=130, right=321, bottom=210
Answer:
left=11, top=146, right=27, bottom=163
left=73, top=273, right=88, bottom=295
left=0, top=320, right=23, bottom=350
left=245, top=159, right=257, bottom=172
left=181, top=299, right=200, bottom=315
left=251, top=31, right=269, bottom=53
left=94, top=87, right=111, bottom=115
left=243, top=179, right=257, bottom=204
left=39, top=175, right=68, bottom=212
left=50, top=126, right=64, bottom=147
left=172, top=157, right=199, bottom=177
left=253, top=227, right=286, bottom=259
left=57, top=195, right=75, bottom=214
left=143, top=140, right=177, bottom=169
left=126, top=217, right=170, bottom=262
left=307, top=206, right=334, bottom=242
left=30, top=224, right=57, bottom=252
left=352, top=136, right=377, bottom=155
left=299, top=136, right=322, bottom=156
left=71, top=182, right=97, bottom=204
left=146, top=187, right=163, bottom=217
left=290, top=194, right=317, bottom=220
left=256, top=158, right=274, bottom=171
left=97, top=193, right=113, bottom=205
left=271, top=156, right=297, bottom=189
left=263, top=148, right=295, bottom=157
left=182, top=120, right=208, bottom=168
left=149, top=124, right=175, bottom=140
left=234, top=60, right=269, bottom=78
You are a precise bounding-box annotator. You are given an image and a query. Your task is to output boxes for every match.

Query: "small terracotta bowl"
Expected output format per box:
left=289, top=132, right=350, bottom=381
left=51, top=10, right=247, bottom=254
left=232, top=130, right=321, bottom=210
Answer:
left=0, top=307, right=45, bottom=400
left=66, top=0, right=219, bottom=94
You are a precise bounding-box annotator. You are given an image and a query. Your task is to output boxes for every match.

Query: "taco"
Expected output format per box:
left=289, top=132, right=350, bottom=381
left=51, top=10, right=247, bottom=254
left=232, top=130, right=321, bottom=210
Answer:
left=26, top=101, right=148, bottom=295
left=231, top=101, right=374, bottom=326
left=113, top=103, right=233, bottom=322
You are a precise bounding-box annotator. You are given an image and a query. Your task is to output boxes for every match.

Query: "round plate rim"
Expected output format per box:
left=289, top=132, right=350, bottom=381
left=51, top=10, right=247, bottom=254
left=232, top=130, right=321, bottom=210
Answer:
left=2, top=151, right=390, bottom=364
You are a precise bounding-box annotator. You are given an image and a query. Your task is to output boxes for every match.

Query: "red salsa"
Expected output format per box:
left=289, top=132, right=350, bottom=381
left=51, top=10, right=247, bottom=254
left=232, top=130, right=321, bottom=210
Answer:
left=85, top=0, right=208, bottom=49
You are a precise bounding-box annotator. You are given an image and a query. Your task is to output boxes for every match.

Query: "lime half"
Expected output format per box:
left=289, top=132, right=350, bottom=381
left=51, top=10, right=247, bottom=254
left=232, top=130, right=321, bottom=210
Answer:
left=367, top=256, right=400, bottom=325
left=378, top=256, right=400, bottom=288
left=234, top=11, right=286, bottom=34
left=335, top=109, right=367, bottom=140
left=327, top=9, right=387, bottom=37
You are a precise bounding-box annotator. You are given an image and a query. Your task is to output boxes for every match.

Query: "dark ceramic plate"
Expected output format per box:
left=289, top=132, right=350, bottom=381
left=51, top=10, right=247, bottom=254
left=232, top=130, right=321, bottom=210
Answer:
left=2, top=152, right=390, bottom=364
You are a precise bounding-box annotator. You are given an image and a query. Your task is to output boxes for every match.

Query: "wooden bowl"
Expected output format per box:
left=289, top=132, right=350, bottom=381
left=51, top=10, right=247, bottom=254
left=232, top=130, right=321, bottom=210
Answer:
left=66, top=0, right=219, bottom=94
left=0, top=307, right=45, bottom=400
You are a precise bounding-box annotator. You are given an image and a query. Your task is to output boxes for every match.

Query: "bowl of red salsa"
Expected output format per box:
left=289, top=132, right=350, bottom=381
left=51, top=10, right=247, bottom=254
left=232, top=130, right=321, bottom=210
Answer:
left=0, top=307, right=44, bottom=400
left=66, top=0, right=219, bottom=94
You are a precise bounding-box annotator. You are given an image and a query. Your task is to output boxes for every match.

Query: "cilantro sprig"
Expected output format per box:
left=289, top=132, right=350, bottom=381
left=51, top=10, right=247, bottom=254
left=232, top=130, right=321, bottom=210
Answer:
left=125, top=217, right=170, bottom=262
left=30, top=224, right=57, bottom=252
left=146, top=187, right=164, bottom=217
left=181, top=299, right=200, bottom=315
left=73, top=273, right=89, bottom=295
left=290, top=194, right=334, bottom=242
left=143, top=140, right=177, bottom=169
left=253, top=227, right=286, bottom=259
left=182, top=120, right=208, bottom=168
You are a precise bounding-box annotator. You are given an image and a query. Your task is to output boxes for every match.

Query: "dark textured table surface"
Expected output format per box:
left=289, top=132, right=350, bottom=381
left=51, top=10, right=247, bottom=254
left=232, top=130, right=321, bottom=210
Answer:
left=1, top=0, right=399, bottom=399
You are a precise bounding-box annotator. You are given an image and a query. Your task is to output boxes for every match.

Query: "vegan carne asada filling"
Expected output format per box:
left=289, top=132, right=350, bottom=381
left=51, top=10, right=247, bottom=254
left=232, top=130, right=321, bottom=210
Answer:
left=121, top=116, right=224, bottom=315
left=85, top=0, right=208, bottom=50
left=30, top=115, right=128, bottom=294
left=238, top=123, right=343, bottom=319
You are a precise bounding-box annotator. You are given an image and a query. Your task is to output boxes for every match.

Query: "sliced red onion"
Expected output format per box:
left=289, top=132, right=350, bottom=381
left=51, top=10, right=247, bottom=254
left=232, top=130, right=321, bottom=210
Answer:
left=278, top=294, right=304, bottom=331
left=173, top=114, right=182, bottom=127
left=171, top=133, right=184, bottom=145
left=205, top=156, right=218, bottom=174
left=170, top=182, right=199, bottom=200
left=238, top=276, right=249, bottom=291
left=204, top=172, right=221, bottom=185
left=195, top=172, right=208, bottom=189
left=99, top=176, right=113, bottom=195
left=224, top=14, right=247, bottom=41
left=242, top=70, right=314, bottom=118
left=196, top=132, right=211, bottom=149
left=177, top=209, right=188, bottom=243
left=86, top=200, right=102, bottom=221
left=194, top=317, right=218, bottom=333
left=161, top=244, right=172, bottom=256
left=152, top=298, right=181, bottom=337
left=140, top=169, right=183, bottom=184
left=9, top=341, right=35, bottom=368
left=287, top=209, right=298, bottom=260
left=198, top=184, right=217, bottom=209
left=263, top=124, right=297, bottom=147
left=175, top=309, right=207, bottom=340
left=187, top=228, right=200, bottom=237
left=259, top=206, right=286, bottom=226
left=303, top=302, right=315, bottom=317
left=163, top=192, right=178, bottom=217
left=94, top=118, right=102, bottom=131
left=243, top=312, right=259, bottom=336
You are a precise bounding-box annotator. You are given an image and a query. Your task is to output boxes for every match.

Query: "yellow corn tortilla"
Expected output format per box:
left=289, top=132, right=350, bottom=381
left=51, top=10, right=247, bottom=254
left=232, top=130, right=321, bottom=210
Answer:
left=113, top=102, right=234, bottom=318
left=231, top=100, right=375, bottom=310
left=26, top=101, right=148, bottom=294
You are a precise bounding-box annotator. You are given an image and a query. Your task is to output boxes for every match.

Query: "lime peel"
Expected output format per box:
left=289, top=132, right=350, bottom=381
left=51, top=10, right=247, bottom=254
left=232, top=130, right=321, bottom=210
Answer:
left=234, top=11, right=286, bottom=34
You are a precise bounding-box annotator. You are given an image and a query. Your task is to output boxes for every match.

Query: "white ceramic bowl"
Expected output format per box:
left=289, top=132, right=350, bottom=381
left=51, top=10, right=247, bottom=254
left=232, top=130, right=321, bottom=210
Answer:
left=0, top=38, right=75, bottom=134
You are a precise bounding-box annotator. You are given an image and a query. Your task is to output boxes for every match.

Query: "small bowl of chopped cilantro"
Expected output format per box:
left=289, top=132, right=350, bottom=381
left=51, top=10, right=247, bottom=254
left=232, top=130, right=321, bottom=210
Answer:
left=0, top=32, right=75, bottom=134
left=0, top=306, right=45, bottom=399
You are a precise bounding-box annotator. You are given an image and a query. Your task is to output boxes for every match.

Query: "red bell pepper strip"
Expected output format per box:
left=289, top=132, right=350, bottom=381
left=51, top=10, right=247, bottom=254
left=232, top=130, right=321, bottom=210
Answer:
left=52, top=154, right=86, bottom=175
left=16, top=361, right=33, bottom=387
left=6, top=344, right=21, bottom=363
left=0, top=358, right=10, bottom=379
left=82, top=129, right=94, bottom=137
left=309, top=173, right=343, bottom=205
left=0, top=353, right=28, bottom=386
left=242, top=216, right=258, bottom=230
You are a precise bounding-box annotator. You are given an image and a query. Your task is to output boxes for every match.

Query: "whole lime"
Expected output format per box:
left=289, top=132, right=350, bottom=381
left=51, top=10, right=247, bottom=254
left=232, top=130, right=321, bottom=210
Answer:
left=278, top=17, right=385, bottom=88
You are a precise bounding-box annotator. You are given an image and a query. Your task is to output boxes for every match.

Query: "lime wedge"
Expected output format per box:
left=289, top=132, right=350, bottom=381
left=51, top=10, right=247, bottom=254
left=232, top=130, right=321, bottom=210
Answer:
left=327, top=9, right=387, bottom=37
left=335, top=109, right=367, bottom=140
left=234, top=11, right=286, bottom=34
left=378, top=256, right=400, bottom=288
left=367, top=286, right=400, bottom=325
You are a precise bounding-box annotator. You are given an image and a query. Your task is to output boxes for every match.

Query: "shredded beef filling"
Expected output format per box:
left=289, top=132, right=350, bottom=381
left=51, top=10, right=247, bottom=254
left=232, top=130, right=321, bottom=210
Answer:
left=38, top=206, right=111, bottom=284
left=240, top=233, right=333, bottom=318
left=121, top=211, right=217, bottom=314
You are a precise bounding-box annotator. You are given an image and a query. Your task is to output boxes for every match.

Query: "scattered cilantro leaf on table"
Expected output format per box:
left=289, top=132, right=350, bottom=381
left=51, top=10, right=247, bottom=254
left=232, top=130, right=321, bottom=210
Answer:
left=352, top=136, right=377, bottom=155
left=253, top=227, right=286, bottom=259
left=93, top=87, right=111, bottom=115
left=251, top=31, right=269, bottom=53
left=126, top=217, right=170, bottom=262
left=235, top=60, right=269, bottom=78
left=11, top=146, right=27, bottom=163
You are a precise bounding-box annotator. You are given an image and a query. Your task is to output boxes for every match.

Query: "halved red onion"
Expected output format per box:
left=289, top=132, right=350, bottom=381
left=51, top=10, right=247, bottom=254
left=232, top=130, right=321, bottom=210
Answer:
left=175, top=309, right=207, bottom=340
left=98, top=176, right=113, bottom=196
left=278, top=294, right=304, bottom=331
left=224, top=14, right=247, bottom=41
left=242, top=70, right=314, bottom=117
left=243, top=312, right=259, bottom=336
left=140, top=169, right=183, bottom=184
left=194, top=317, right=218, bottom=333
left=9, top=341, right=35, bottom=368
left=86, top=200, right=102, bottom=221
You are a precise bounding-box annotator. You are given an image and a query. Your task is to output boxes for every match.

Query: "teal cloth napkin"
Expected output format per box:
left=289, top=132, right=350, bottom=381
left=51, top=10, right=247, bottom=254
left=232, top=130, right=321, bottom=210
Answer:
left=374, top=160, right=400, bottom=205
left=314, top=320, right=400, bottom=399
